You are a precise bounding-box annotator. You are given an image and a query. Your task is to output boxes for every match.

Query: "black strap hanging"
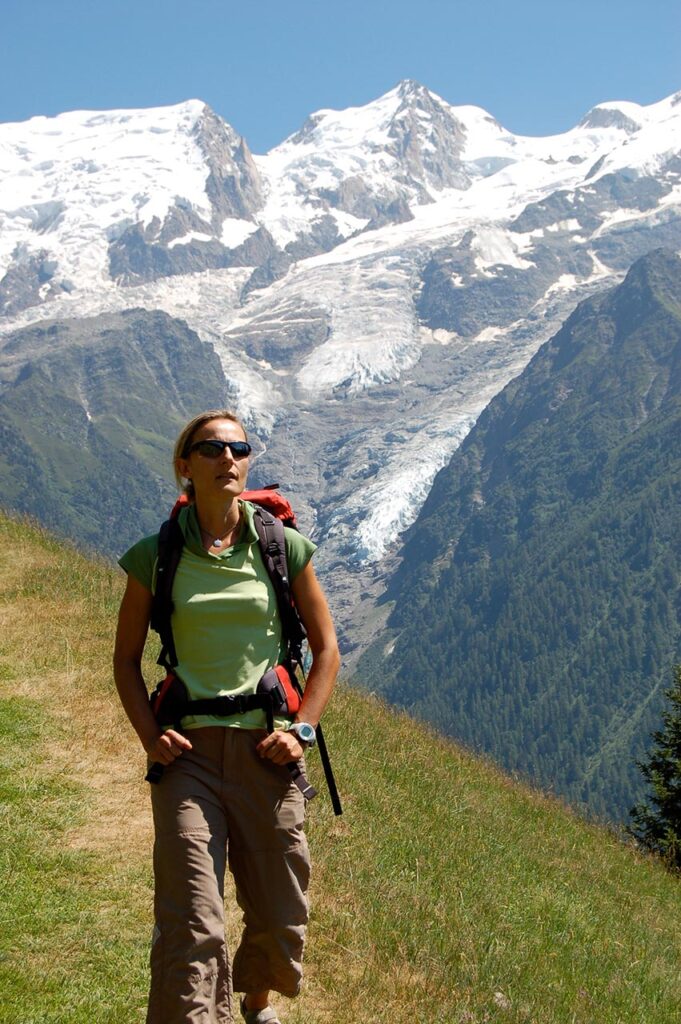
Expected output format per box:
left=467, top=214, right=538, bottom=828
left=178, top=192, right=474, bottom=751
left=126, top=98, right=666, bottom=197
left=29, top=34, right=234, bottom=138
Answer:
left=150, top=516, right=184, bottom=670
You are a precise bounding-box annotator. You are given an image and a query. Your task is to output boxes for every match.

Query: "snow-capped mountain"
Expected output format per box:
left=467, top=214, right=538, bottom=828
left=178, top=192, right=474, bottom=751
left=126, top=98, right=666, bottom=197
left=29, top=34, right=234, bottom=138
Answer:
left=1, top=82, right=680, bottom=651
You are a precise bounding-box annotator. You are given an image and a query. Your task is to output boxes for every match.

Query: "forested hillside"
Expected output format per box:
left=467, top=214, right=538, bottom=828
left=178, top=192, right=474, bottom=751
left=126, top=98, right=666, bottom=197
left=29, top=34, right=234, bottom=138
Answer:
left=357, top=249, right=681, bottom=821
left=0, top=308, right=230, bottom=554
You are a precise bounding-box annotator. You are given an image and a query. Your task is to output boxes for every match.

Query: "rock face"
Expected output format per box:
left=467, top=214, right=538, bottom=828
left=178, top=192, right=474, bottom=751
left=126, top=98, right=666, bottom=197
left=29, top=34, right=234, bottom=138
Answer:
left=356, top=249, right=681, bottom=821
left=1, top=84, right=681, bottom=652
left=193, top=105, right=264, bottom=225
left=0, top=245, right=70, bottom=315
left=384, top=80, right=470, bottom=192
left=108, top=221, right=279, bottom=285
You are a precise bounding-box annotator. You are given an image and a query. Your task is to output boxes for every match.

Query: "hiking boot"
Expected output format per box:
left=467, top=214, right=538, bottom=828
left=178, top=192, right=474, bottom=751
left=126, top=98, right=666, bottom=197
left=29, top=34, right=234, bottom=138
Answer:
left=239, top=997, right=281, bottom=1024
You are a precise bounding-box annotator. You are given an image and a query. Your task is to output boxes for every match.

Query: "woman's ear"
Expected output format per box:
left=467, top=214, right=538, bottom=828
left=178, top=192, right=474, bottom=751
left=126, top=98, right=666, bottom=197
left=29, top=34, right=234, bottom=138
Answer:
left=176, top=457, right=191, bottom=481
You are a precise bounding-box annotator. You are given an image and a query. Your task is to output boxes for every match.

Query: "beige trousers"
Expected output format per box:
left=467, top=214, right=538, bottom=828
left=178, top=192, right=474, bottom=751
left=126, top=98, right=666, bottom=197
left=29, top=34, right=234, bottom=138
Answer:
left=147, top=727, right=310, bottom=1024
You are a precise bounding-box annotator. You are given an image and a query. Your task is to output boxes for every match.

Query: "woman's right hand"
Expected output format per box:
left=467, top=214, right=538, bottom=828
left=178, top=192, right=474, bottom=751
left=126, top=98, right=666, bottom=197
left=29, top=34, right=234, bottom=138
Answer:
left=145, top=729, right=193, bottom=764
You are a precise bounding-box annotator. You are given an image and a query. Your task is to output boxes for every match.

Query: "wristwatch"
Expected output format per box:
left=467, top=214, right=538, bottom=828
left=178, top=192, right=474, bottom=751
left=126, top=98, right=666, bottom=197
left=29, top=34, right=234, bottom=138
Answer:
left=288, top=722, right=317, bottom=748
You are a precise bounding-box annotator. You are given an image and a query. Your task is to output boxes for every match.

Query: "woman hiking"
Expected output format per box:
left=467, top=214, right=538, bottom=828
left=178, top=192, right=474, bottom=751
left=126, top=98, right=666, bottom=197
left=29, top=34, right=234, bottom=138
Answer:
left=113, top=409, right=339, bottom=1024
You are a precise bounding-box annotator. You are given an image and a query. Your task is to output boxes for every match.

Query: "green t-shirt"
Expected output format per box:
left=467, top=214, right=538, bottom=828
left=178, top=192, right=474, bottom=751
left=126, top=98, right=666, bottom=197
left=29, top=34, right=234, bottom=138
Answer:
left=119, top=500, right=316, bottom=731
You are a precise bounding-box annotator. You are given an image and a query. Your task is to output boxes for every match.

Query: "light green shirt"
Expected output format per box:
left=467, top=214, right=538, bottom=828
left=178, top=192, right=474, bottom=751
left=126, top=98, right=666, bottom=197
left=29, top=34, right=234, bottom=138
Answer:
left=119, top=500, right=316, bottom=730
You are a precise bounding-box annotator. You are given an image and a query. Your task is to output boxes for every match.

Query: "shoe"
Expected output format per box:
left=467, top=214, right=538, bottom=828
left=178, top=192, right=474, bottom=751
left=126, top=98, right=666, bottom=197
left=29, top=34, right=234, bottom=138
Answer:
left=239, top=997, right=281, bottom=1024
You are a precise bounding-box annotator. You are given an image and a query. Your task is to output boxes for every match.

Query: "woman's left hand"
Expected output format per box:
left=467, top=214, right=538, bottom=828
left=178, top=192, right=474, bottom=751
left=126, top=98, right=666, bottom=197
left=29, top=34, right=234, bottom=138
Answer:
left=256, top=729, right=305, bottom=765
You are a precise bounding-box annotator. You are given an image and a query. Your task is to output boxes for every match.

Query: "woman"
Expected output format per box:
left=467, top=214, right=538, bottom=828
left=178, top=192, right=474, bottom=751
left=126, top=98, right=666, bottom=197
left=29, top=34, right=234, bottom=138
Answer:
left=113, top=409, right=340, bottom=1024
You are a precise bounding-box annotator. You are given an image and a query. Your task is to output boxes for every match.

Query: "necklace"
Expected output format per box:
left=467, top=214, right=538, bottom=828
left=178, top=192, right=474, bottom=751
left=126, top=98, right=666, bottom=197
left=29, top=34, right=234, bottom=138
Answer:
left=199, top=511, right=241, bottom=549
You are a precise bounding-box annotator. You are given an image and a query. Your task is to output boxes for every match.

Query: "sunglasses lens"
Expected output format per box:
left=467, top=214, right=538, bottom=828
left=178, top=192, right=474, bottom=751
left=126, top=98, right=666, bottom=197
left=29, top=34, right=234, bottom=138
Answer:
left=229, top=442, right=251, bottom=457
left=194, top=440, right=224, bottom=458
left=191, top=440, right=252, bottom=458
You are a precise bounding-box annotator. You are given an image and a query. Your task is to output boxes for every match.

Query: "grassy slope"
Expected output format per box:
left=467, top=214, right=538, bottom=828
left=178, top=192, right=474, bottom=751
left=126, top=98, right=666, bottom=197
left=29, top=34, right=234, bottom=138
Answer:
left=1, top=512, right=680, bottom=1024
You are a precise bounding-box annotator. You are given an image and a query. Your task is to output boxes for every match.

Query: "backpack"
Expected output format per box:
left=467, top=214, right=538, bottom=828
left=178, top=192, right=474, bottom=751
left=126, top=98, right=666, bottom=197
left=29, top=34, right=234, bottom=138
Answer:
left=146, top=486, right=342, bottom=815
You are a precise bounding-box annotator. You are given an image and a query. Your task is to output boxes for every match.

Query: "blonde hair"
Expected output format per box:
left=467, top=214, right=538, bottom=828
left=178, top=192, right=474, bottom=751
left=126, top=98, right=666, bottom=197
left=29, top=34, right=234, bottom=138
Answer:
left=173, top=409, right=248, bottom=500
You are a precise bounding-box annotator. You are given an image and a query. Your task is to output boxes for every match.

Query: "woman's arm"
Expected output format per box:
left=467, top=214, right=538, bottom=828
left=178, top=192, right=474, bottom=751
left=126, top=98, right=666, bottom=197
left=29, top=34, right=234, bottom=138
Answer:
left=290, top=559, right=340, bottom=726
left=113, top=574, right=192, bottom=764
left=257, top=559, right=340, bottom=765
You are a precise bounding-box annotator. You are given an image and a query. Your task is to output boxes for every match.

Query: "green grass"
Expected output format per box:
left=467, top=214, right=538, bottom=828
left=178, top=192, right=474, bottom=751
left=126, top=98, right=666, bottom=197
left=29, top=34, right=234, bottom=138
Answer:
left=305, top=691, right=681, bottom=1023
left=0, top=696, right=150, bottom=1024
left=1, top=511, right=681, bottom=1023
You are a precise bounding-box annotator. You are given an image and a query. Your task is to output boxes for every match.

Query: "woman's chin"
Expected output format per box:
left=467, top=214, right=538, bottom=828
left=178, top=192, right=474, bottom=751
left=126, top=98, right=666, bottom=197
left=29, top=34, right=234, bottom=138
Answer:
left=218, top=481, right=245, bottom=498
left=194, top=482, right=244, bottom=502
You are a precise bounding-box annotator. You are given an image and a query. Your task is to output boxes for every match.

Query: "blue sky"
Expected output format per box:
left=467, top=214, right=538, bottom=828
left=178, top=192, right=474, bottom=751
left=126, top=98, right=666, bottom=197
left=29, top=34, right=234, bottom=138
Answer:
left=1, top=0, right=679, bottom=152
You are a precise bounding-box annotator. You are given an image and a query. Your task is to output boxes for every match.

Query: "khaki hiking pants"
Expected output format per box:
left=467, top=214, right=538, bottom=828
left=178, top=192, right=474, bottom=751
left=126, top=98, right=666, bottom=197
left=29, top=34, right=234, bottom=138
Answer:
left=147, top=726, right=310, bottom=1024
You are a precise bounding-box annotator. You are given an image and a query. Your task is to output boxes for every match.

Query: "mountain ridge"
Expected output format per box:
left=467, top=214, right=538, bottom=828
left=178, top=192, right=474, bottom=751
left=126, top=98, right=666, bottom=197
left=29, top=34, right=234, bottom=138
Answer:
left=1, top=82, right=681, bottom=643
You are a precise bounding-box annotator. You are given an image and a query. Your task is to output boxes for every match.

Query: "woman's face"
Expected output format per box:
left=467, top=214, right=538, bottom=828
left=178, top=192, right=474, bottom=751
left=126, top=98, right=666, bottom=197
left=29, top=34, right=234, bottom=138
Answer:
left=177, top=417, right=250, bottom=503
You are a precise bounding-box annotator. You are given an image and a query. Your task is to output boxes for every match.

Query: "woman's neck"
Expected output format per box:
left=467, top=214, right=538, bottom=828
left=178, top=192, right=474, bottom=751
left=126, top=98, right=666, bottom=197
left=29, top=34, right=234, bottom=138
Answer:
left=194, top=498, right=242, bottom=547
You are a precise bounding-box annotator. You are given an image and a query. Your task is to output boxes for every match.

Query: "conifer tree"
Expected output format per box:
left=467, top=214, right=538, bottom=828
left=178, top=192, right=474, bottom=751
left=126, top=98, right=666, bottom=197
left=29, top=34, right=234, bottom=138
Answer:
left=628, top=665, right=681, bottom=869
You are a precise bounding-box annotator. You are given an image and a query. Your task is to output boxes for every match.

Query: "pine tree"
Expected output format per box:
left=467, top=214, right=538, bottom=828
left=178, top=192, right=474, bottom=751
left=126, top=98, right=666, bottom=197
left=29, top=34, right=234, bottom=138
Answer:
left=628, top=665, right=681, bottom=869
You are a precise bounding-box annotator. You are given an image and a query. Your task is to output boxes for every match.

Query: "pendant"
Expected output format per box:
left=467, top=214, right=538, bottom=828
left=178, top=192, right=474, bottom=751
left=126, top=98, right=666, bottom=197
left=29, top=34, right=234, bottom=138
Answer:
left=213, top=539, right=222, bottom=547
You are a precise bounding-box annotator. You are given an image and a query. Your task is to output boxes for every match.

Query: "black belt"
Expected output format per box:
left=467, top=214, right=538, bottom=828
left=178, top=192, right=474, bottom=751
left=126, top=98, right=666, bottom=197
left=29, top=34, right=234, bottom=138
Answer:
left=182, top=694, right=267, bottom=716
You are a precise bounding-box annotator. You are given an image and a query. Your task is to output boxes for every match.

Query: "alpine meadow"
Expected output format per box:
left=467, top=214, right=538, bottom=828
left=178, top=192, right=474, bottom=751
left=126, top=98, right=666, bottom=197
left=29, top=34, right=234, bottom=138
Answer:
left=2, top=515, right=681, bottom=1024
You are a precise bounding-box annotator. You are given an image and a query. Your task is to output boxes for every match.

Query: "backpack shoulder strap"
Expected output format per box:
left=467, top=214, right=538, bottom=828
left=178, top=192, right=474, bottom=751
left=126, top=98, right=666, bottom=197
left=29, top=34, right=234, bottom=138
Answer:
left=251, top=505, right=343, bottom=816
left=252, top=506, right=307, bottom=665
left=150, top=515, right=184, bottom=669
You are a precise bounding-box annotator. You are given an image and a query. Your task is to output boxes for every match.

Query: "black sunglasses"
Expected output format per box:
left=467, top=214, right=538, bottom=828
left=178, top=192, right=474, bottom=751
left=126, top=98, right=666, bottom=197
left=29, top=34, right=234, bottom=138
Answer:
left=187, top=439, right=252, bottom=459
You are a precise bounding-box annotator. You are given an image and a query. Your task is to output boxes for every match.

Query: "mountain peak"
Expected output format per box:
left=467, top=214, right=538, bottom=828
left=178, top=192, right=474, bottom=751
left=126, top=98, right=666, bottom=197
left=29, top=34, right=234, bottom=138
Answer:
left=387, top=79, right=455, bottom=121
left=579, top=101, right=642, bottom=134
left=282, top=81, right=455, bottom=150
left=268, top=80, right=470, bottom=209
left=395, top=78, right=433, bottom=104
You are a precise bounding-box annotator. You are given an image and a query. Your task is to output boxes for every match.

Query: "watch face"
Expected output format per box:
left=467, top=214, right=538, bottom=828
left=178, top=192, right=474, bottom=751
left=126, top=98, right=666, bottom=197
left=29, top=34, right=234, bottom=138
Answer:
left=296, top=723, right=315, bottom=744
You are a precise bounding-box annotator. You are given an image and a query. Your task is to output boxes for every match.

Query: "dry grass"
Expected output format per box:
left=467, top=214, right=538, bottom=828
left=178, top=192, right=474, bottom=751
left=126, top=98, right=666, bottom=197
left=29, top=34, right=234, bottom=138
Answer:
left=0, top=522, right=153, bottom=859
